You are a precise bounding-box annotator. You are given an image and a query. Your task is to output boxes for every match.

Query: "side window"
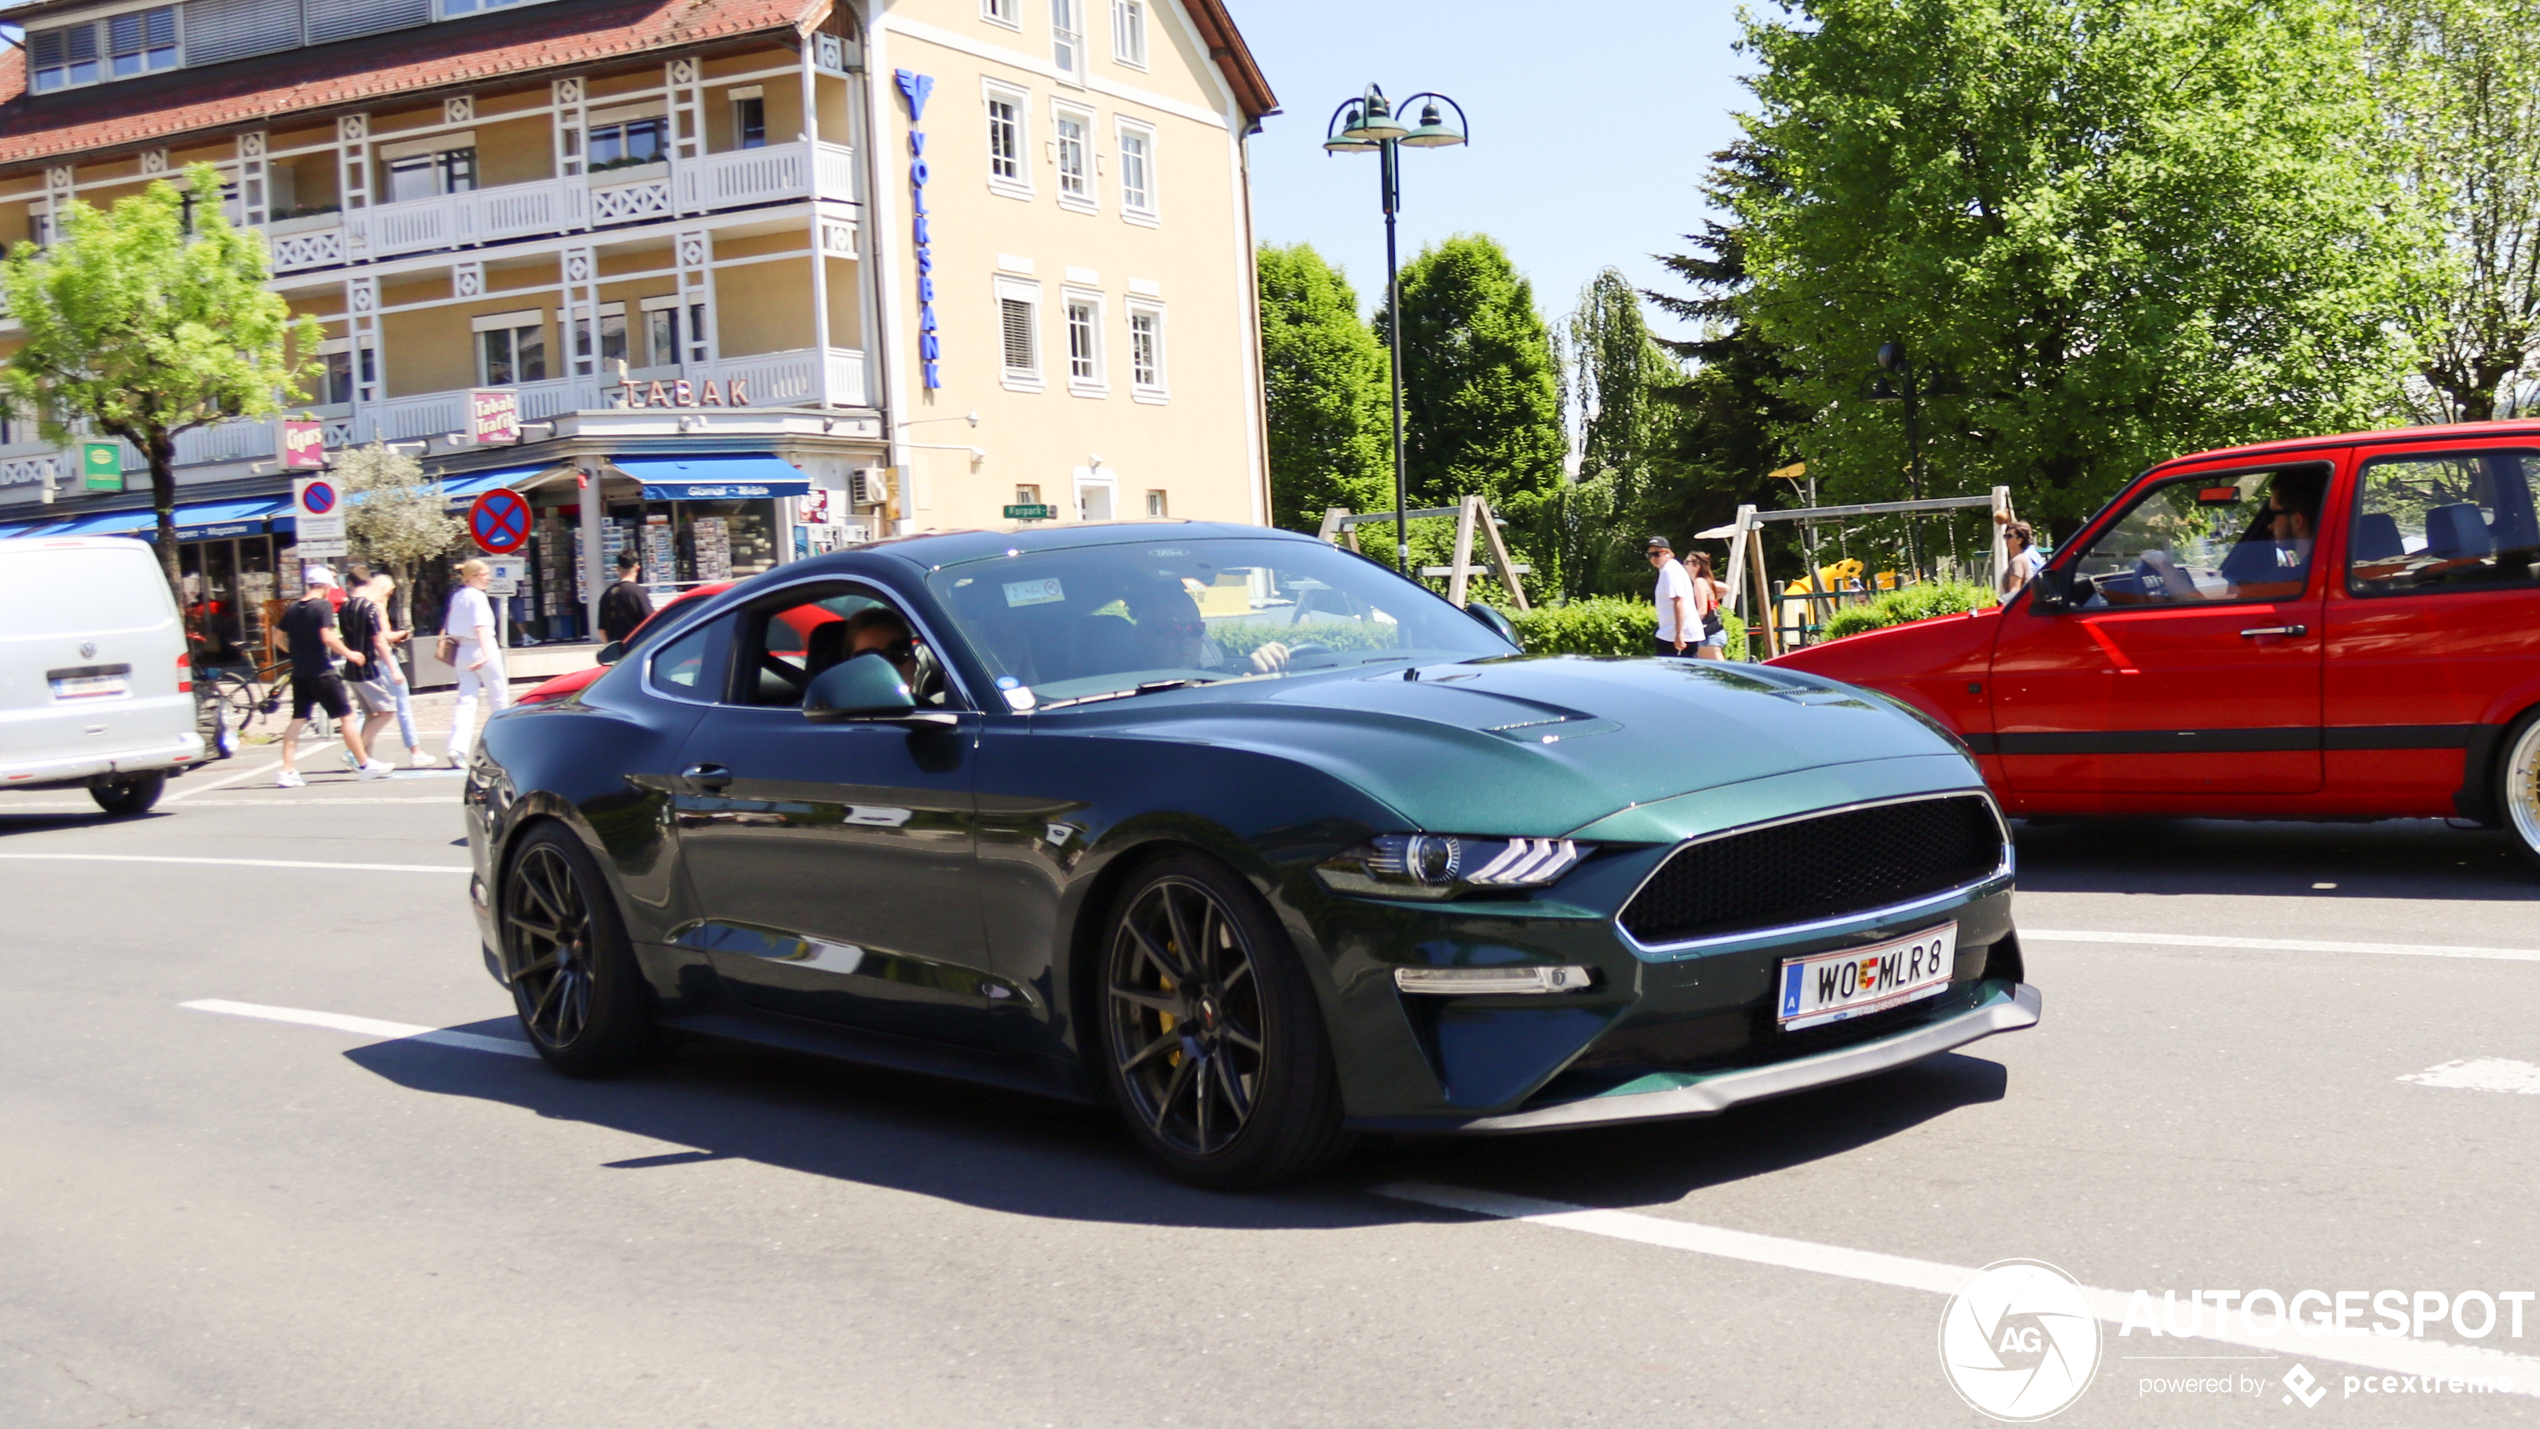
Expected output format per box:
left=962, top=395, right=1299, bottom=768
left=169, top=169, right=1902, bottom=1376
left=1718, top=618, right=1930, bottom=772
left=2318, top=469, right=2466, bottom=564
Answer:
left=737, top=588, right=949, bottom=709
left=2349, top=450, right=2540, bottom=595
left=648, top=620, right=725, bottom=702
left=2066, top=464, right=2330, bottom=609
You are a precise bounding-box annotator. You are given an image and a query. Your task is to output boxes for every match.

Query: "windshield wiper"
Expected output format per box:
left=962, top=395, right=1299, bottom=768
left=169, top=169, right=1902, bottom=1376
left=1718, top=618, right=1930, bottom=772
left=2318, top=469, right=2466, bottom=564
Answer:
left=1038, top=676, right=1223, bottom=710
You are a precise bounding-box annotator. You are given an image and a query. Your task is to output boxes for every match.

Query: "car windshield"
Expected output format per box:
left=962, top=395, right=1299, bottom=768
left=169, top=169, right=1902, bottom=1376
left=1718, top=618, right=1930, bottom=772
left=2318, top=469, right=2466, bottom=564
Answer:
left=925, top=536, right=1515, bottom=707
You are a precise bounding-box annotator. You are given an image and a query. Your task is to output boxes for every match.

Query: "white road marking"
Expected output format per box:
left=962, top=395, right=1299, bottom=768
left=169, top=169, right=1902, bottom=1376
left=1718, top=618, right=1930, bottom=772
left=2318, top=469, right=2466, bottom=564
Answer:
left=164, top=745, right=334, bottom=802
left=0, top=853, right=468, bottom=874
left=181, top=999, right=534, bottom=1059
left=1373, top=1182, right=2540, bottom=1394
left=2025, top=928, right=2540, bottom=964
left=2401, top=1059, right=2540, bottom=1095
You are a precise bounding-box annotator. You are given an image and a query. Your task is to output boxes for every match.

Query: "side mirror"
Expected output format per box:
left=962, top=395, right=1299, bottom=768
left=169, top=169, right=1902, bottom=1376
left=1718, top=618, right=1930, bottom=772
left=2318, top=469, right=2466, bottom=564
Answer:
left=2025, top=568, right=2073, bottom=613
left=1465, top=602, right=1521, bottom=650
left=805, top=651, right=939, bottom=724
left=595, top=640, right=627, bottom=666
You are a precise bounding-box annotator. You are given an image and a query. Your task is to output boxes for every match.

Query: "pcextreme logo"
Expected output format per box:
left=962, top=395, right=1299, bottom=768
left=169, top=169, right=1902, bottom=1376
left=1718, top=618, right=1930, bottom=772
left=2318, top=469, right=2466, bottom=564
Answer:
left=1940, top=1259, right=2104, bottom=1421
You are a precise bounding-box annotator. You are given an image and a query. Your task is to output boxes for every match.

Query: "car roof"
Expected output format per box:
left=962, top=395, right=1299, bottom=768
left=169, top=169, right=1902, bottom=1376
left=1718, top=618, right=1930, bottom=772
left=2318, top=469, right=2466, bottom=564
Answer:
left=831, top=520, right=1321, bottom=573
left=2150, top=419, right=2540, bottom=475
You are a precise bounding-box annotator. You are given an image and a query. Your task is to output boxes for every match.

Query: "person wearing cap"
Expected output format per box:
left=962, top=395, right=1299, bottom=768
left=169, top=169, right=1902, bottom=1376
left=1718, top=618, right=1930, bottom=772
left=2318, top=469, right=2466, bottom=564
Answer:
left=1647, top=537, right=1698, bottom=658
left=274, top=565, right=390, bottom=787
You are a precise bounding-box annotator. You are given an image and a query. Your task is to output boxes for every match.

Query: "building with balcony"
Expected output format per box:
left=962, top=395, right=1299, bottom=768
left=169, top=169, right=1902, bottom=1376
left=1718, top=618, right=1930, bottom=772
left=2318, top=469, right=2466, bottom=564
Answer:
left=0, top=0, right=1275, bottom=658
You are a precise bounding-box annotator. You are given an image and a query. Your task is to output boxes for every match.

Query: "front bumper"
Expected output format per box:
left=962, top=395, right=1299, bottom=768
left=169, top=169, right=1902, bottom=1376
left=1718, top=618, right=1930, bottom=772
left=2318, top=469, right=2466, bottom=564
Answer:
left=1405, top=982, right=2038, bottom=1132
left=0, top=731, right=205, bottom=790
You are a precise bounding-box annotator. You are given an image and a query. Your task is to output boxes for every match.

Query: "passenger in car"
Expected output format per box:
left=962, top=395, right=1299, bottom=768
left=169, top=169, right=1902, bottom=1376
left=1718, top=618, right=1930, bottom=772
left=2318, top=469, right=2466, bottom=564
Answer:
left=1123, top=581, right=1293, bottom=675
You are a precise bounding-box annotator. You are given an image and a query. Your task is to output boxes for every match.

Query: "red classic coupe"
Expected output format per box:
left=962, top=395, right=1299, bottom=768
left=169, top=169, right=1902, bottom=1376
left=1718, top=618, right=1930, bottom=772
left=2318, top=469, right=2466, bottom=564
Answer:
left=1769, top=422, right=2540, bottom=868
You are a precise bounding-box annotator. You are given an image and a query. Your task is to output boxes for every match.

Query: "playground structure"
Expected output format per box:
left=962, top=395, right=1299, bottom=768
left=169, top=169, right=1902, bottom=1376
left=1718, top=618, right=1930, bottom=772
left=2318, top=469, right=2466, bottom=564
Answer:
left=1710, top=486, right=2016, bottom=658
left=1317, top=495, right=1532, bottom=610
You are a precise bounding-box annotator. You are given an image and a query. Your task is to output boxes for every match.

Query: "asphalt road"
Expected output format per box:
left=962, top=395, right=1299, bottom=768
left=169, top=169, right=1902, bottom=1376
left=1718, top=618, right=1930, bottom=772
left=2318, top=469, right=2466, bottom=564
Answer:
left=5, top=754, right=2539, bottom=1428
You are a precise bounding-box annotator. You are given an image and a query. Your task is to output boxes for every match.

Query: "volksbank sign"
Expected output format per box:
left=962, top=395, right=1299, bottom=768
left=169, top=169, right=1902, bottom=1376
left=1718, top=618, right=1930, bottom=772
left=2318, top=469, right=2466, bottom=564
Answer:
left=895, top=69, right=942, bottom=390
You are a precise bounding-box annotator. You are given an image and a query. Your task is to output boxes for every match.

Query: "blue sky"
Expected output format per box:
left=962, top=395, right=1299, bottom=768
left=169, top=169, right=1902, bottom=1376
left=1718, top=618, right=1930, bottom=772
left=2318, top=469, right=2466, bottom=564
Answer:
left=1236, top=0, right=1756, bottom=341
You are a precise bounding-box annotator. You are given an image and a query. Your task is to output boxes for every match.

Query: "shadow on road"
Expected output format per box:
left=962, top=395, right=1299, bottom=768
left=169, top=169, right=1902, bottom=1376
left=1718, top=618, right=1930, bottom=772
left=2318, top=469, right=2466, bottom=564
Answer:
left=345, top=1018, right=2010, bottom=1224
left=2012, top=817, right=2538, bottom=902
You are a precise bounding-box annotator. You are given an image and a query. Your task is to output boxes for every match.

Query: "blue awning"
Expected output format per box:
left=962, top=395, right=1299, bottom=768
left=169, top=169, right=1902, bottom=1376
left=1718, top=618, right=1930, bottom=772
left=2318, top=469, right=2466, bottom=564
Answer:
left=33, top=496, right=288, bottom=541
left=0, top=515, right=73, bottom=540
left=614, top=453, right=809, bottom=502
left=441, top=464, right=565, bottom=502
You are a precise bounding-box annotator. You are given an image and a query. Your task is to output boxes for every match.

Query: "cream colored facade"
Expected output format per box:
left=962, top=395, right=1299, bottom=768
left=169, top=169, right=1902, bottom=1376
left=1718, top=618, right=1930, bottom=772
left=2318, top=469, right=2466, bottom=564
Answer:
left=0, top=0, right=1272, bottom=625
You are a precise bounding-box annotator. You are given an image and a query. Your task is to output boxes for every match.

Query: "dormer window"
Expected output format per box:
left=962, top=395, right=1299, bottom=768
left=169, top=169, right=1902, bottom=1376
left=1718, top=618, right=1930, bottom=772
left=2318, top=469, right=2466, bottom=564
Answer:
left=31, top=7, right=177, bottom=93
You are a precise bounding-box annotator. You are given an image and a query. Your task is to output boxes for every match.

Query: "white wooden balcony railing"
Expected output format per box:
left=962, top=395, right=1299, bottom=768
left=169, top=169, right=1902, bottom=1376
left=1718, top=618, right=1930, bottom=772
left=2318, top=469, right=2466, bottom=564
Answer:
left=268, top=141, right=858, bottom=274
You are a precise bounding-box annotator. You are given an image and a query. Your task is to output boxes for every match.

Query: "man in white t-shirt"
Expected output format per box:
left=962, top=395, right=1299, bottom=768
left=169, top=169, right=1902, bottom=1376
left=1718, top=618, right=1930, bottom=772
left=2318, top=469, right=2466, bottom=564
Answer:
left=1647, top=536, right=1697, bottom=657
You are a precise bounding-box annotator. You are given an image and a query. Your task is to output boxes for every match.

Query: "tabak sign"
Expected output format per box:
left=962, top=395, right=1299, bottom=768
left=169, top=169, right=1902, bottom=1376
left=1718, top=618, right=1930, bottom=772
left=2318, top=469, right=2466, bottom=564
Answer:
left=616, top=377, right=753, bottom=409
left=280, top=419, right=326, bottom=470
left=470, top=389, right=521, bottom=445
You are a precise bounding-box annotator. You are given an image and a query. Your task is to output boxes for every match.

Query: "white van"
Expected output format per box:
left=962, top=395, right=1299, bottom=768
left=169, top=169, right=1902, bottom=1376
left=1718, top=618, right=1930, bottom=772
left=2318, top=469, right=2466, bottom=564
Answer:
left=1, top=536, right=208, bottom=815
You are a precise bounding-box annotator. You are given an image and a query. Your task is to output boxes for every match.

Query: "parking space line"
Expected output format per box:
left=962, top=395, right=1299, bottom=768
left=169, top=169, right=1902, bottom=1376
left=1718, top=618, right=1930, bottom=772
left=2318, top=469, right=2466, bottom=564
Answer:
left=1371, top=1181, right=2540, bottom=1394
left=181, top=999, right=535, bottom=1058
left=165, top=746, right=331, bottom=802
left=2400, top=1059, right=2540, bottom=1095
left=2025, top=928, right=2540, bottom=964
left=0, top=853, right=469, bottom=874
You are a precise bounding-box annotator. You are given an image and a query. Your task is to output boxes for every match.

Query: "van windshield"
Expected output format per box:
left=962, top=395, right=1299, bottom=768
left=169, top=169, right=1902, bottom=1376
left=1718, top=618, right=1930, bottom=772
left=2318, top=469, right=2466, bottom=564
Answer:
left=925, top=536, right=1516, bottom=707
left=0, top=544, right=177, bottom=638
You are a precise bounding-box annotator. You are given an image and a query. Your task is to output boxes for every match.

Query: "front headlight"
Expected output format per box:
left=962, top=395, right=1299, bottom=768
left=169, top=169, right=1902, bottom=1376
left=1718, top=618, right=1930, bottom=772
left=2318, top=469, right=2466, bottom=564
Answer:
left=1315, top=834, right=1591, bottom=900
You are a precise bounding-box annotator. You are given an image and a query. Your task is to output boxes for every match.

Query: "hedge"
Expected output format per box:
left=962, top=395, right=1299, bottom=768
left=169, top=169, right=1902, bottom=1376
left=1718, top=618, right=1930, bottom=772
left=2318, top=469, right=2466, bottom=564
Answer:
left=1508, top=595, right=1749, bottom=662
left=1814, top=580, right=1999, bottom=641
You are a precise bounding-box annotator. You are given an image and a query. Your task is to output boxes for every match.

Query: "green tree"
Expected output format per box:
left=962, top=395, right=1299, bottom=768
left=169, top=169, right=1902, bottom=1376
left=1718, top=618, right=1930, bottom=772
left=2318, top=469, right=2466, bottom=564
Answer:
left=1556, top=269, right=1686, bottom=598
left=1257, top=242, right=1391, bottom=532
left=1, top=165, right=318, bottom=609
left=2367, top=0, right=2540, bottom=421
left=1379, top=234, right=1566, bottom=583
left=339, top=442, right=465, bottom=630
left=1733, top=0, right=2434, bottom=535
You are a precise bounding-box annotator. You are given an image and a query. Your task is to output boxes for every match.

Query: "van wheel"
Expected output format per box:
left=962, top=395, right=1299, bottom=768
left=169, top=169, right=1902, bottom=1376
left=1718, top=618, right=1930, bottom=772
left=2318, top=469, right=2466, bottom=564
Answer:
left=91, top=772, right=166, bottom=817
left=2502, top=710, right=2540, bottom=873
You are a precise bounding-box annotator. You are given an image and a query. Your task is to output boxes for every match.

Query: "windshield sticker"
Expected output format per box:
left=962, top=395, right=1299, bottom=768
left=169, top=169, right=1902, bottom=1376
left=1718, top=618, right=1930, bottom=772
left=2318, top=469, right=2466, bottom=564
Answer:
left=1004, top=577, right=1066, bottom=607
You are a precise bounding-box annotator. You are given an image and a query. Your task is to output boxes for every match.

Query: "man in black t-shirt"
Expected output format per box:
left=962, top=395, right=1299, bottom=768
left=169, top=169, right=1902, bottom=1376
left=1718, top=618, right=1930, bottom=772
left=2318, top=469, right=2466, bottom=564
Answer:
left=598, top=551, right=654, bottom=644
left=275, top=566, right=386, bottom=787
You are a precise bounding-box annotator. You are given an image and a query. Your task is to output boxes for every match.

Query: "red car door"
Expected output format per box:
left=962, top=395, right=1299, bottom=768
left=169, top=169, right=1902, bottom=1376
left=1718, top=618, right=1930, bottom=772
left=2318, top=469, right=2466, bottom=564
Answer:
left=1992, top=460, right=2339, bottom=799
left=2328, top=442, right=2540, bottom=807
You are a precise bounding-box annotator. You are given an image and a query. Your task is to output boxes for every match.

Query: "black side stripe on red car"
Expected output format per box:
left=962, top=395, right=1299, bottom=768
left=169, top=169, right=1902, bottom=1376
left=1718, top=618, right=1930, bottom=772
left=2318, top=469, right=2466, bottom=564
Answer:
left=1961, top=725, right=2480, bottom=757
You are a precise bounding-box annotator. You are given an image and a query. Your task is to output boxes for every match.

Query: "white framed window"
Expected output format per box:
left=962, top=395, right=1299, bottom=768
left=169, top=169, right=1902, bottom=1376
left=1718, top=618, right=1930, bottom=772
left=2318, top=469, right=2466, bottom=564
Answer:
left=471, top=309, right=549, bottom=386
left=564, top=301, right=629, bottom=377
left=641, top=293, right=710, bottom=368
left=1063, top=289, right=1105, bottom=394
left=440, top=0, right=547, bottom=14
left=995, top=276, right=1043, bottom=392
left=1112, top=0, right=1147, bottom=68
left=981, top=0, right=1019, bottom=27
left=984, top=81, right=1033, bottom=200
left=1145, top=489, right=1168, bottom=518
left=1053, top=105, right=1095, bottom=211
left=728, top=86, right=767, bottom=149
left=1074, top=467, right=1116, bottom=522
left=1014, top=483, right=1042, bottom=506
left=1051, top=0, right=1084, bottom=78
left=1116, top=120, right=1157, bottom=224
left=379, top=133, right=479, bottom=204
left=316, top=337, right=373, bottom=410
left=30, top=6, right=177, bottom=93
left=587, top=110, right=669, bottom=173
left=1126, top=301, right=1167, bottom=402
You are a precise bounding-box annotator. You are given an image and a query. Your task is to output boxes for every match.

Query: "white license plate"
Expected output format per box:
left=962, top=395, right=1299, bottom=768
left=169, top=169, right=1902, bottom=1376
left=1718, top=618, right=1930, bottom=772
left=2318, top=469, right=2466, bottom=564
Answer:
left=51, top=675, right=128, bottom=700
left=1776, top=923, right=1958, bottom=1030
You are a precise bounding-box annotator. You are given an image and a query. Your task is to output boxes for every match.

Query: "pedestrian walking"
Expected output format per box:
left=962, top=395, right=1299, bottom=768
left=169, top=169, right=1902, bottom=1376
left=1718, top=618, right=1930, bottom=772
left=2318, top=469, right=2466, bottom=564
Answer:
left=275, top=566, right=390, bottom=787
left=359, top=571, right=437, bottom=767
left=599, top=551, right=654, bottom=645
left=1685, top=550, right=1729, bottom=660
left=442, top=558, right=510, bottom=765
left=1999, top=520, right=2045, bottom=597
left=1647, top=536, right=1698, bottom=658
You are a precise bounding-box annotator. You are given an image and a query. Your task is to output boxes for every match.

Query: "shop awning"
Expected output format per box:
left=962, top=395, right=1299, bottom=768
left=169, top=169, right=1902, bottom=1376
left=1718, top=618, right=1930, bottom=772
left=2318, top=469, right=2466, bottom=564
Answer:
left=441, top=464, right=570, bottom=503
left=0, top=514, right=73, bottom=540
left=35, top=496, right=289, bottom=540
left=614, top=453, right=809, bottom=502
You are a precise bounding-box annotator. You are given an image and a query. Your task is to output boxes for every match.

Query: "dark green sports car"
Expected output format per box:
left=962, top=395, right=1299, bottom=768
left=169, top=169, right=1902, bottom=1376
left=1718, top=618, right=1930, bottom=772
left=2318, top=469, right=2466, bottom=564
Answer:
left=463, top=523, right=2037, bottom=1186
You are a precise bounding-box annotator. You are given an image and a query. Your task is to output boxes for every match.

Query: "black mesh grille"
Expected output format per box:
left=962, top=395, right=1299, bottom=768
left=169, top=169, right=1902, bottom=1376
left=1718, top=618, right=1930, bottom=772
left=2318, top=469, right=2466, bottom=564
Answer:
left=1618, top=795, right=2004, bottom=946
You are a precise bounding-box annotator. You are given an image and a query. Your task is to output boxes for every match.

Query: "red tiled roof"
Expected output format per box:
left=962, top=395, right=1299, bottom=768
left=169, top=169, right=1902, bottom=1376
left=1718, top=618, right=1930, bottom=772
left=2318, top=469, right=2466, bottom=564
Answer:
left=1182, top=0, right=1276, bottom=123
left=0, top=0, right=812, bottom=172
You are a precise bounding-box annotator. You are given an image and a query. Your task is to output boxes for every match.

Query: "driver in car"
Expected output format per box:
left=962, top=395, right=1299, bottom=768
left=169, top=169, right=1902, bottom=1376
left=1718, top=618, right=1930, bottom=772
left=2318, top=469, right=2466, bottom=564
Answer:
left=2135, top=475, right=2323, bottom=604
left=1123, top=581, right=1294, bottom=675
left=839, top=607, right=934, bottom=696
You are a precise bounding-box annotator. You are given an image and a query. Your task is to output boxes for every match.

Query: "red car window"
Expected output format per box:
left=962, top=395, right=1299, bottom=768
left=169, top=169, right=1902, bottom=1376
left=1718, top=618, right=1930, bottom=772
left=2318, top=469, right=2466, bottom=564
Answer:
left=2348, top=449, right=2540, bottom=596
left=2062, top=464, right=2330, bottom=608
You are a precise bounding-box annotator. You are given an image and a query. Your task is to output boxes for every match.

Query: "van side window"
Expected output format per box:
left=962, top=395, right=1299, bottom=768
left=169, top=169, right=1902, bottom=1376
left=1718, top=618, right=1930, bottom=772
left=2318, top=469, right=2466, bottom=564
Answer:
left=2349, top=450, right=2540, bottom=595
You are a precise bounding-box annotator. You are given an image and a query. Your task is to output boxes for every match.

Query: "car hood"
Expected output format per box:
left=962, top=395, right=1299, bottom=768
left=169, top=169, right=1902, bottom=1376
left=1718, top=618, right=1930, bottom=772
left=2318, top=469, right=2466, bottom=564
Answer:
left=1054, top=655, right=1967, bottom=838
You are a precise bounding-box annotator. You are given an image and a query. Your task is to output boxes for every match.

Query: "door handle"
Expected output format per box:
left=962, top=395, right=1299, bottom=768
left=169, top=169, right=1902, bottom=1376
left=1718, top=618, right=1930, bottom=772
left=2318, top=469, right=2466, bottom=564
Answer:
left=2239, top=625, right=2307, bottom=639
left=681, top=763, right=733, bottom=791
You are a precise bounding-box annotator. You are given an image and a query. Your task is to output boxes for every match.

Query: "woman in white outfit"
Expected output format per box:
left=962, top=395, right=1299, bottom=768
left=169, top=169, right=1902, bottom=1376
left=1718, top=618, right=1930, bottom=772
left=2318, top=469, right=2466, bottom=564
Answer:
left=445, top=558, right=508, bottom=765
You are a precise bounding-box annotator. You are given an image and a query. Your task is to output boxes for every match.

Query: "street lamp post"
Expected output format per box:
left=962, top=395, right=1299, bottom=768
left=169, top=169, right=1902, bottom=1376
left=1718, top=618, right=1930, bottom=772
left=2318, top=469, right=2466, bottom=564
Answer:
left=1871, top=340, right=1928, bottom=576
left=1325, top=84, right=1468, bottom=574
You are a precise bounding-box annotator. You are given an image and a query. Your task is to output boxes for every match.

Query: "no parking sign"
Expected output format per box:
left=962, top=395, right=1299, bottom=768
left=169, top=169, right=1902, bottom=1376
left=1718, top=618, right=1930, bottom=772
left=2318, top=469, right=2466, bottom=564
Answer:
left=469, top=488, right=532, bottom=556
left=293, top=475, right=347, bottom=556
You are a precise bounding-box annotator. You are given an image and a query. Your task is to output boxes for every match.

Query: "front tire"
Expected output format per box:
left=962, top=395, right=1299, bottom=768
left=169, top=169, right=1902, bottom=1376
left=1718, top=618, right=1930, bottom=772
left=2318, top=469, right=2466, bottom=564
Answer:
left=1097, top=852, right=1352, bottom=1189
left=90, top=771, right=165, bottom=817
left=500, top=822, right=656, bottom=1076
left=2502, top=709, right=2540, bottom=873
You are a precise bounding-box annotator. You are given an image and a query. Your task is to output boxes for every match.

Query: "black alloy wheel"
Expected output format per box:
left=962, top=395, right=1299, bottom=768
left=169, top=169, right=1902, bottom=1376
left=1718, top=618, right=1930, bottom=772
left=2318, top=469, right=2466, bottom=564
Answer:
left=500, top=823, right=656, bottom=1075
left=1099, top=852, right=1350, bottom=1188
left=89, top=771, right=165, bottom=817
